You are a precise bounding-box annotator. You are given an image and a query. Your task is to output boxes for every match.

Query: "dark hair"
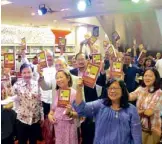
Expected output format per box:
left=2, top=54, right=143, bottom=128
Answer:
left=124, top=53, right=132, bottom=57
left=141, top=67, right=161, bottom=93
left=55, top=69, right=73, bottom=90
left=33, top=56, right=38, bottom=59
left=102, top=79, right=129, bottom=108
left=75, top=52, right=86, bottom=60
left=20, top=63, right=34, bottom=73
left=18, top=55, right=21, bottom=59
left=143, top=57, right=154, bottom=67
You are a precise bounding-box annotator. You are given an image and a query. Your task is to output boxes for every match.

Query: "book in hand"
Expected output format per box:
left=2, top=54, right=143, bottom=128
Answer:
left=107, top=45, right=117, bottom=58
left=83, top=62, right=100, bottom=88
left=137, top=50, right=147, bottom=62
left=37, top=51, right=48, bottom=69
left=1, top=76, right=14, bottom=98
left=92, top=54, right=102, bottom=65
left=21, top=37, right=27, bottom=51
left=57, top=89, right=71, bottom=108
left=88, top=36, right=98, bottom=46
left=109, top=61, right=124, bottom=80
left=58, top=37, right=66, bottom=54
left=103, top=40, right=109, bottom=48
left=4, top=53, right=15, bottom=71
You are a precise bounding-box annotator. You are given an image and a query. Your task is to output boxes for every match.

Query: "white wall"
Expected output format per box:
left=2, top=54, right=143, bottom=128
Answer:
left=155, top=9, right=162, bottom=41
left=75, top=25, right=107, bottom=54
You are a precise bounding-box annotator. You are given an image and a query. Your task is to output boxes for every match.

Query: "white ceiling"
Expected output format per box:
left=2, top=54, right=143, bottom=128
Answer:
left=2, top=0, right=162, bottom=28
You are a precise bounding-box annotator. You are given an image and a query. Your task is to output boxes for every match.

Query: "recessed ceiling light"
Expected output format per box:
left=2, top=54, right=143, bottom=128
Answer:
left=31, top=13, right=35, bottom=16
left=1, top=0, right=12, bottom=5
left=77, top=0, right=87, bottom=11
left=131, top=0, right=140, bottom=3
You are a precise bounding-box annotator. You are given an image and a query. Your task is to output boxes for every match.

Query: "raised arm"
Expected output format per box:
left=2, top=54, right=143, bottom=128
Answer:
left=129, top=87, right=141, bottom=101
left=37, top=64, right=52, bottom=91
left=73, top=78, right=102, bottom=118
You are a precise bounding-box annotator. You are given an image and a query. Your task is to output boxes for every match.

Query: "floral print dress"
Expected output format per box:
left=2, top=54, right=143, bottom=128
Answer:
left=52, top=88, right=78, bottom=144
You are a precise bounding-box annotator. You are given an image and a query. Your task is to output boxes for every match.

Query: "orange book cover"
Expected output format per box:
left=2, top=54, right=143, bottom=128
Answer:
left=58, top=37, right=66, bottom=54
left=21, top=37, right=27, bottom=51
left=92, top=54, right=102, bottom=65
left=4, top=53, right=15, bottom=71
left=110, top=61, right=124, bottom=80
left=88, top=36, right=97, bottom=46
left=37, top=51, right=48, bottom=69
left=83, top=62, right=100, bottom=88
left=107, top=45, right=117, bottom=58
left=57, top=89, right=71, bottom=108
left=103, top=40, right=109, bottom=48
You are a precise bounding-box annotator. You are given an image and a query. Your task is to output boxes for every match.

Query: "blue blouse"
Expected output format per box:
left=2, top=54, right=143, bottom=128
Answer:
left=73, top=99, right=142, bottom=144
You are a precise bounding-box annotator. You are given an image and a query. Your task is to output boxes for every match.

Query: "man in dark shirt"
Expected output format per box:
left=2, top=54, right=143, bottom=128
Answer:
left=123, top=54, right=142, bottom=92
left=70, top=52, right=106, bottom=144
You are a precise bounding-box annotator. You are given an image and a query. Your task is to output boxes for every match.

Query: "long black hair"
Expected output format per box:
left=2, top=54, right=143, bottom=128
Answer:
left=102, top=79, right=129, bottom=108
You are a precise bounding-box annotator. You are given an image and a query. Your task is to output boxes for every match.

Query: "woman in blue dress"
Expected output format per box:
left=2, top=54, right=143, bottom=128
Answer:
left=73, top=78, right=142, bottom=144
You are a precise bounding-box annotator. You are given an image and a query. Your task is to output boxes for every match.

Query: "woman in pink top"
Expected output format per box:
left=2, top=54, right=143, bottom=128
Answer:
left=129, top=68, right=162, bottom=144
left=48, top=69, right=78, bottom=144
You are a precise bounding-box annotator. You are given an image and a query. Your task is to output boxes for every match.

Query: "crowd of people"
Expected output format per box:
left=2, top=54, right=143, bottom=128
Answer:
left=1, top=45, right=162, bottom=144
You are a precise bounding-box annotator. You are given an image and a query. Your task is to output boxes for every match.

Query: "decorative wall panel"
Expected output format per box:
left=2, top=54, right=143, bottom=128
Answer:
left=1, top=25, right=55, bottom=46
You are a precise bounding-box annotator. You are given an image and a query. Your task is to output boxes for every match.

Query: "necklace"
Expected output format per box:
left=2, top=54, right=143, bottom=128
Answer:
left=115, top=112, right=119, bottom=118
left=111, top=106, right=120, bottom=119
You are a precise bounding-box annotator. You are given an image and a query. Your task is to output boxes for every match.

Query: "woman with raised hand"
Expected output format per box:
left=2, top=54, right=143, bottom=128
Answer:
left=48, top=69, right=78, bottom=144
left=1, top=63, right=44, bottom=144
left=129, top=67, right=162, bottom=144
left=73, top=78, right=142, bottom=144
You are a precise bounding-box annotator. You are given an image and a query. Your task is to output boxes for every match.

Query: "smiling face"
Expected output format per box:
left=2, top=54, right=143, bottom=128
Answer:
left=21, top=67, right=33, bottom=82
left=145, top=59, right=152, bottom=67
left=55, top=59, right=67, bottom=71
left=124, top=55, right=132, bottom=65
left=107, top=81, right=122, bottom=102
left=76, top=54, right=86, bottom=69
left=143, top=70, right=155, bottom=88
left=56, top=71, right=70, bottom=89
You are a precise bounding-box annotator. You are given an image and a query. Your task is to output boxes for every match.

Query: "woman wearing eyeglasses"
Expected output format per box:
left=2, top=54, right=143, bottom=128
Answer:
left=73, top=78, right=142, bottom=144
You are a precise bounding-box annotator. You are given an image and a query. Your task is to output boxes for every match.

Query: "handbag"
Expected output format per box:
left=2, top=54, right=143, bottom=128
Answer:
left=41, top=118, right=55, bottom=144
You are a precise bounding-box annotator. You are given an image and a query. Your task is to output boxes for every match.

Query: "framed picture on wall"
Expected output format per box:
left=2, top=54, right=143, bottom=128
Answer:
left=93, top=26, right=99, bottom=37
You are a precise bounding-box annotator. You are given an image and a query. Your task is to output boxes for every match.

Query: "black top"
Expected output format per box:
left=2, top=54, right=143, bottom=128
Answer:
left=1, top=107, right=16, bottom=139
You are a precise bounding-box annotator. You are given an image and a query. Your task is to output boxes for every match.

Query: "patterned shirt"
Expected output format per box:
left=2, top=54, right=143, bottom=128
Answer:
left=130, top=87, right=162, bottom=136
left=13, top=79, right=44, bottom=125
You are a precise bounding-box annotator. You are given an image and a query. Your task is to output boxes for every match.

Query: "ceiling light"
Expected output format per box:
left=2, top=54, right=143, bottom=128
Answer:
left=77, top=0, right=87, bottom=11
left=131, top=0, right=140, bottom=3
left=38, top=4, right=47, bottom=15
left=1, top=0, right=12, bottom=5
